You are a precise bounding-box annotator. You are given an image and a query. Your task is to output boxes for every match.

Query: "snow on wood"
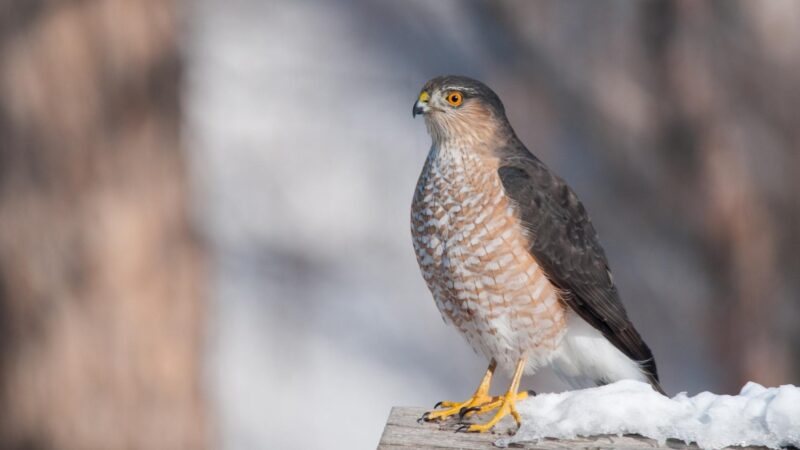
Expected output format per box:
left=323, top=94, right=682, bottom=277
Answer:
left=379, top=378, right=800, bottom=450
left=378, top=406, right=763, bottom=449
left=507, top=381, right=799, bottom=449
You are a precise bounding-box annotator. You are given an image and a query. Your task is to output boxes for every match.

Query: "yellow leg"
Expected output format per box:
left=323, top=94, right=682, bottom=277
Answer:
left=458, top=357, right=527, bottom=433
left=421, top=360, right=497, bottom=422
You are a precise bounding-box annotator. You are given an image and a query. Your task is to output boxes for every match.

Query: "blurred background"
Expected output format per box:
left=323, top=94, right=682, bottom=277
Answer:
left=1, top=0, right=799, bottom=448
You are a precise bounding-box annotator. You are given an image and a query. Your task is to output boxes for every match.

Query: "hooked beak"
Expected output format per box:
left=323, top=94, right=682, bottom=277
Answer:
left=412, top=91, right=430, bottom=118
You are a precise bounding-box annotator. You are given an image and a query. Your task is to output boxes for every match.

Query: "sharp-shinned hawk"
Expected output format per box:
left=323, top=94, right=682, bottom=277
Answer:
left=410, top=75, right=663, bottom=433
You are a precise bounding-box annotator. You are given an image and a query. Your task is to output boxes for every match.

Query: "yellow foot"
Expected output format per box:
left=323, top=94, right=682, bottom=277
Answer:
left=456, top=357, right=529, bottom=433
left=456, top=389, right=528, bottom=433
left=420, top=393, right=493, bottom=422
left=458, top=390, right=533, bottom=420
left=422, top=360, right=498, bottom=423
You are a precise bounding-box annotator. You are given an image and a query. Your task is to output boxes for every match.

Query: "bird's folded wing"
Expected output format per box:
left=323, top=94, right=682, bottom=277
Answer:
left=497, top=143, right=662, bottom=391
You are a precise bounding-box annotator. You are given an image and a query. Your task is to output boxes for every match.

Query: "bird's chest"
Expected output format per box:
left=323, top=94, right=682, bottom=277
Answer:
left=411, top=147, right=510, bottom=284
left=410, top=147, right=553, bottom=315
left=410, top=145, right=567, bottom=370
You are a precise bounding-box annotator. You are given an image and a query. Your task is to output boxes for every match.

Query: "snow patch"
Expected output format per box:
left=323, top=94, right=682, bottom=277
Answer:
left=499, top=380, right=800, bottom=449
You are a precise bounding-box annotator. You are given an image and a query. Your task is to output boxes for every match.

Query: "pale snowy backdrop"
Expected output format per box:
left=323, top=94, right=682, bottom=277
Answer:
left=183, top=1, right=800, bottom=449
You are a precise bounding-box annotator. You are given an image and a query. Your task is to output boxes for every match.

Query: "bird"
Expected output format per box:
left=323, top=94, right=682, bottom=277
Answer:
left=410, top=75, right=664, bottom=433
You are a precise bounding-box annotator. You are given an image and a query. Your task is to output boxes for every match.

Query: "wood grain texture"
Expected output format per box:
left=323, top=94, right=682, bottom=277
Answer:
left=378, top=407, right=765, bottom=450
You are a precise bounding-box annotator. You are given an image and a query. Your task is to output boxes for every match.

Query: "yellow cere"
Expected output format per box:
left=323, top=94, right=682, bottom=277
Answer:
left=418, top=91, right=430, bottom=103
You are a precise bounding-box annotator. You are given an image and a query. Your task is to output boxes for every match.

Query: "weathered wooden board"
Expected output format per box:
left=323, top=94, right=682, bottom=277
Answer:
left=378, top=407, right=765, bottom=450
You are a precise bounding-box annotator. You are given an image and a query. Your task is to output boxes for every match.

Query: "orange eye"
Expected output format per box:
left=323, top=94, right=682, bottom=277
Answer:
left=446, top=91, right=463, bottom=107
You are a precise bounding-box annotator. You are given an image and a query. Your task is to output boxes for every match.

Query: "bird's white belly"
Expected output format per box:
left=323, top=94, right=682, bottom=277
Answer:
left=411, top=145, right=567, bottom=375
left=551, top=312, right=649, bottom=387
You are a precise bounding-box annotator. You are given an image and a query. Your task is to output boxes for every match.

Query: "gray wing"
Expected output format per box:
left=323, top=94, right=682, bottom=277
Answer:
left=497, top=141, right=663, bottom=393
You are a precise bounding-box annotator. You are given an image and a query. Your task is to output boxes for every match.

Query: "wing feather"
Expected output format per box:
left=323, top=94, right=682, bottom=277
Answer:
left=497, top=142, right=664, bottom=393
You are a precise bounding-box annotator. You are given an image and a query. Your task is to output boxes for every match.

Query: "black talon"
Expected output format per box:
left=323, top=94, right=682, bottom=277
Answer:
left=456, top=424, right=471, bottom=433
left=434, top=401, right=444, bottom=409
left=418, top=411, right=430, bottom=424
left=458, top=406, right=481, bottom=420
left=527, top=389, right=537, bottom=396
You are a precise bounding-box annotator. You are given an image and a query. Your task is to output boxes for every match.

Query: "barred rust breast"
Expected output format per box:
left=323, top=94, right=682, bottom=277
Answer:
left=411, top=143, right=566, bottom=373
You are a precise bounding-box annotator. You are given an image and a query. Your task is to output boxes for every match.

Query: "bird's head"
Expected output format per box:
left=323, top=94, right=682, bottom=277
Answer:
left=413, top=75, right=509, bottom=146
